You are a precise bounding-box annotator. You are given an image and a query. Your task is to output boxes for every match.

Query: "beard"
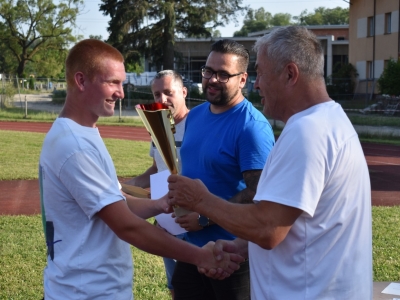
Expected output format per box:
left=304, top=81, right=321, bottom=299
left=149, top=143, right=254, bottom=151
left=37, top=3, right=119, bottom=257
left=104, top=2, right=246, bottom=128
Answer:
left=204, top=83, right=240, bottom=107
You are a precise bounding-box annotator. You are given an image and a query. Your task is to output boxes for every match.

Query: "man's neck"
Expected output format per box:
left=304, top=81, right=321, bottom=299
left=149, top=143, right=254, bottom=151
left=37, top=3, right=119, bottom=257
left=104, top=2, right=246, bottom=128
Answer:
left=174, top=108, right=189, bottom=124
left=210, top=95, right=244, bottom=114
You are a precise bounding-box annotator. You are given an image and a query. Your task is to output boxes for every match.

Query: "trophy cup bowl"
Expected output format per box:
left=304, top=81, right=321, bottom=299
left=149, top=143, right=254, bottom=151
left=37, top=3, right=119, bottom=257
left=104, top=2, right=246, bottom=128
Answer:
left=135, top=103, right=191, bottom=217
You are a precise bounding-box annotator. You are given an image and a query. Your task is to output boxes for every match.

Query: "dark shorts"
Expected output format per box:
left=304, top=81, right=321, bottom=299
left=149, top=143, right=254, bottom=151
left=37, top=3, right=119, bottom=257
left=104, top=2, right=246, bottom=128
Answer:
left=171, top=260, right=250, bottom=300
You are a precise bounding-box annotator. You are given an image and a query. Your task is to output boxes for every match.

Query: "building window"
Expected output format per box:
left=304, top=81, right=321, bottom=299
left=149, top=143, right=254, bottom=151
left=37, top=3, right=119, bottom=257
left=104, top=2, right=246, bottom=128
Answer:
left=368, top=16, right=374, bottom=36
left=384, top=60, right=390, bottom=69
left=385, top=13, right=392, bottom=34
left=367, top=61, right=374, bottom=79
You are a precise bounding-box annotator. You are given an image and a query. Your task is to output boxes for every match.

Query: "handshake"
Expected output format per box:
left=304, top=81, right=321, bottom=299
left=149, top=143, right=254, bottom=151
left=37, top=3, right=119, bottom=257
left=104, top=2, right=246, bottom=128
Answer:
left=165, top=173, right=249, bottom=279
left=198, top=239, right=248, bottom=280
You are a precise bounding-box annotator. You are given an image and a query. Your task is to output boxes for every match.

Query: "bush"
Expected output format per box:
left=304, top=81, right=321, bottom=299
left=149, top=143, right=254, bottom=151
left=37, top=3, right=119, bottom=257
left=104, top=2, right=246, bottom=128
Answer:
left=52, top=89, right=67, bottom=104
left=377, top=59, right=400, bottom=96
left=326, top=63, right=358, bottom=101
left=28, top=77, right=35, bottom=90
left=0, top=82, right=17, bottom=108
left=130, top=86, right=153, bottom=101
left=246, top=90, right=262, bottom=107
left=186, top=87, right=203, bottom=100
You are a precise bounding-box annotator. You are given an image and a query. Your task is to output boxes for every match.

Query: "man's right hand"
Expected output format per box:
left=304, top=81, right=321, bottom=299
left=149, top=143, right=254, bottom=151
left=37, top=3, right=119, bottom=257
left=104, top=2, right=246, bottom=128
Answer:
left=197, top=241, right=245, bottom=280
left=198, top=239, right=249, bottom=279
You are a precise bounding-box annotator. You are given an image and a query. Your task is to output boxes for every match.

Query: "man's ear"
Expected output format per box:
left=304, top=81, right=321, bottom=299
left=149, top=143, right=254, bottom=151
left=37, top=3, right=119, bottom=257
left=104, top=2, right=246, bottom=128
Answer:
left=74, top=72, right=86, bottom=91
left=285, top=63, right=299, bottom=86
left=239, top=72, right=248, bottom=89
left=182, top=86, right=188, bottom=98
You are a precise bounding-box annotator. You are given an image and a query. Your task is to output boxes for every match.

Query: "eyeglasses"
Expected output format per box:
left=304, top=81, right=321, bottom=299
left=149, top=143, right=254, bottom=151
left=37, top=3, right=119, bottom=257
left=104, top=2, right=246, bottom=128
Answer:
left=201, top=66, right=244, bottom=83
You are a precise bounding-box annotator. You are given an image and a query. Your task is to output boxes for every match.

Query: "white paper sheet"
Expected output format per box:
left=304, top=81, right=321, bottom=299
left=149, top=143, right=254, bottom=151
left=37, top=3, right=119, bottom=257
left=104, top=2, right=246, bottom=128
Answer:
left=382, top=283, right=400, bottom=296
left=150, top=170, right=187, bottom=235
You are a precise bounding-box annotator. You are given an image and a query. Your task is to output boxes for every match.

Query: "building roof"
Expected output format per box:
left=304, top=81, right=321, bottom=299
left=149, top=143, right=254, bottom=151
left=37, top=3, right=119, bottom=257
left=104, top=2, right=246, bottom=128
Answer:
left=248, top=24, right=349, bottom=37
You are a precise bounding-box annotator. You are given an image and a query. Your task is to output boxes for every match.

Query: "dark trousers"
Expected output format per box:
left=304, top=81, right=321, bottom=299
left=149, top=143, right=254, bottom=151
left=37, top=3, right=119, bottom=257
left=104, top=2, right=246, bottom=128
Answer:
left=171, top=260, right=250, bottom=300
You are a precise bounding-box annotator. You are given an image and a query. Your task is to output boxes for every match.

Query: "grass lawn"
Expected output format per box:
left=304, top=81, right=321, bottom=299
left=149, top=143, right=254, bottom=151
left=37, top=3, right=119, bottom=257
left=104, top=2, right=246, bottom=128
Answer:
left=1, top=112, right=400, bottom=298
left=0, top=215, right=170, bottom=299
left=0, top=107, right=145, bottom=127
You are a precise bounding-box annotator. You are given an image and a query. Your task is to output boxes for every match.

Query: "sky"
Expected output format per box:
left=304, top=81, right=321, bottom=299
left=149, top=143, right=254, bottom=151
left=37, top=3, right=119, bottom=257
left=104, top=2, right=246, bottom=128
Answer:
left=75, top=0, right=349, bottom=40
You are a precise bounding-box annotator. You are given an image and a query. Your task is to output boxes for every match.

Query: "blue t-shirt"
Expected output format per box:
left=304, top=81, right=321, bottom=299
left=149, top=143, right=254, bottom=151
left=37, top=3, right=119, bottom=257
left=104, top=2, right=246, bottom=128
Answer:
left=181, top=99, right=275, bottom=246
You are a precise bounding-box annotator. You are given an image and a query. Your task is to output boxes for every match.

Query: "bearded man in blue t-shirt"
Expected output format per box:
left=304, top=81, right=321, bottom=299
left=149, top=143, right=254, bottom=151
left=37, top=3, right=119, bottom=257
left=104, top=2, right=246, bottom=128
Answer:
left=172, top=39, right=275, bottom=300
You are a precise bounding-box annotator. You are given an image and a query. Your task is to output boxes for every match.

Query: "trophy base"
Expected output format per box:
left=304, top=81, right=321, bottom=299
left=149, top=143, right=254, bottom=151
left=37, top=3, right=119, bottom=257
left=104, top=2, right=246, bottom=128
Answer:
left=173, top=206, right=192, bottom=217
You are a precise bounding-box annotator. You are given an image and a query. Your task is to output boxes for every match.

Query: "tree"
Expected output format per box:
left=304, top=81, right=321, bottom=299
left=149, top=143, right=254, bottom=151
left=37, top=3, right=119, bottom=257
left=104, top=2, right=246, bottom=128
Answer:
left=0, top=38, right=17, bottom=74
left=293, top=7, right=349, bottom=25
left=0, top=0, right=83, bottom=77
left=212, top=30, right=221, bottom=38
left=326, top=63, right=358, bottom=100
left=377, top=59, right=400, bottom=96
left=100, top=0, right=246, bottom=70
left=234, top=8, right=291, bottom=37
left=271, top=13, right=292, bottom=26
left=89, top=35, right=104, bottom=41
left=24, top=47, right=68, bottom=78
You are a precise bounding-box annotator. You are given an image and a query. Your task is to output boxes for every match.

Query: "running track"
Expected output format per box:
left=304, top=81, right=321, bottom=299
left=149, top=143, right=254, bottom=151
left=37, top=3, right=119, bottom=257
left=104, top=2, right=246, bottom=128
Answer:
left=0, top=121, right=399, bottom=215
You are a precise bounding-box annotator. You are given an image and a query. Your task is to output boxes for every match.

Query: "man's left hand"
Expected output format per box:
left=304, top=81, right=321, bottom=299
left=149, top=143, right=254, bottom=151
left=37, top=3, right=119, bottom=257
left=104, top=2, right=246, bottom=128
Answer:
left=175, top=212, right=203, bottom=232
left=155, top=194, right=174, bottom=214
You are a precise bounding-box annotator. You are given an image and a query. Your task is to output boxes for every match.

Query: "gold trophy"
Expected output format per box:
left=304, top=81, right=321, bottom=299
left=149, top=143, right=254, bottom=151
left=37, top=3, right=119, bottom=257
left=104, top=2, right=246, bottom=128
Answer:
left=135, top=103, right=191, bottom=217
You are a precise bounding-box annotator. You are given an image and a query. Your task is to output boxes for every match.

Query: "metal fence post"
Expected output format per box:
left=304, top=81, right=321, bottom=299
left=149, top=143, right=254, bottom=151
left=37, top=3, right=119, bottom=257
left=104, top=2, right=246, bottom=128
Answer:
left=24, top=95, right=28, bottom=118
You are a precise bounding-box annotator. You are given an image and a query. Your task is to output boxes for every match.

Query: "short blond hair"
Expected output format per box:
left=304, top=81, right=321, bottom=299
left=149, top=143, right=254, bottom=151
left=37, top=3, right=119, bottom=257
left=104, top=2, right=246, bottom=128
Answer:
left=65, top=39, right=124, bottom=87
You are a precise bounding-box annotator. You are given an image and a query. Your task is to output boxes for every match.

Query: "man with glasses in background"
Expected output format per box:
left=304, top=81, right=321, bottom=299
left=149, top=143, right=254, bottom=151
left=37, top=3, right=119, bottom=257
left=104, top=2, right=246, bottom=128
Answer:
left=172, top=39, right=275, bottom=300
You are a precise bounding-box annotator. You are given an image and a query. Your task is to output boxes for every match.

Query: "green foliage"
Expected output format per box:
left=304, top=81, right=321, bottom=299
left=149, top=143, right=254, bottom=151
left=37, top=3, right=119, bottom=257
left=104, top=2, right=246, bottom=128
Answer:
left=0, top=81, right=17, bottom=108
left=89, top=34, right=104, bottom=41
left=234, top=8, right=274, bottom=37
left=186, top=86, right=204, bottom=101
left=0, top=0, right=83, bottom=77
left=212, top=29, right=222, bottom=38
left=377, top=59, right=400, bottom=96
left=246, top=90, right=262, bottom=106
left=271, top=13, right=292, bottom=26
left=28, top=77, right=35, bottom=90
left=326, top=63, right=358, bottom=100
left=234, top=6, right=349, bottom=37
left=0, top=38, right=17, bottom=74
left=100, top=0, right=246, bottom=69
left=126, top=60, right=144, bottom=73
left=294, top=6, right=349, bottom=25
left=26, top=48, right=68, bottom=79
left=52, top=89, right=67, bottom=104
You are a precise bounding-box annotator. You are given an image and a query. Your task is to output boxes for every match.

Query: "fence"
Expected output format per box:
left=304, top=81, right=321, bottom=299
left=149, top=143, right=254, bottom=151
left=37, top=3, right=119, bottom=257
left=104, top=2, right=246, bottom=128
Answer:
left=1, top=74, right=399, bottom=136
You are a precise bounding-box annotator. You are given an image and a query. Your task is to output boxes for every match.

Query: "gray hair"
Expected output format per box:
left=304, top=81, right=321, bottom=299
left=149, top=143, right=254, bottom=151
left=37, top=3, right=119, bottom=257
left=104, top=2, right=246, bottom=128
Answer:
left=253, top=26, right=324, bottom=78
left=151, top=70, right=184, bottom=88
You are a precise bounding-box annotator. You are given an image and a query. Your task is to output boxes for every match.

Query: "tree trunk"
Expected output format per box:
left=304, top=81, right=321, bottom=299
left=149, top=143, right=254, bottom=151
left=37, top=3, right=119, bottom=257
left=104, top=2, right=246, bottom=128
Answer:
left=17, top=59, right=26, bottom=78
left=162, top=1, right=175, bottom=70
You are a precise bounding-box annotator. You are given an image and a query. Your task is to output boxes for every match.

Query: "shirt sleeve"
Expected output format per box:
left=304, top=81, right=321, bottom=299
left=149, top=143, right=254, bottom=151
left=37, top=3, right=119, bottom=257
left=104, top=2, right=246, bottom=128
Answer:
left=238, top=120, right=275, bottom=173
left=253, top=127, right=326, bottom=217
left=59, top=149, right=125, bottom=219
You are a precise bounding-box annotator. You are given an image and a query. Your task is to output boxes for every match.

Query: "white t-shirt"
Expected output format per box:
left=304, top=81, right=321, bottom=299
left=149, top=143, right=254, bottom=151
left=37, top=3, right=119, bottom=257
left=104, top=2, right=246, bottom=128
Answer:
left=39, top=118, right=133, bottom=300
left=149, top=117, right=186, bottom=173
left=250, top=101, right=372, bottom=300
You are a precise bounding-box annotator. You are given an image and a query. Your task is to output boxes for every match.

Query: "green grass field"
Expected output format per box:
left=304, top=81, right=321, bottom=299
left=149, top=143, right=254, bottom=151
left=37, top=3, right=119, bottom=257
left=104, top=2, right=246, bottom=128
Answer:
left=1, top=110, right=400, bottom=298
